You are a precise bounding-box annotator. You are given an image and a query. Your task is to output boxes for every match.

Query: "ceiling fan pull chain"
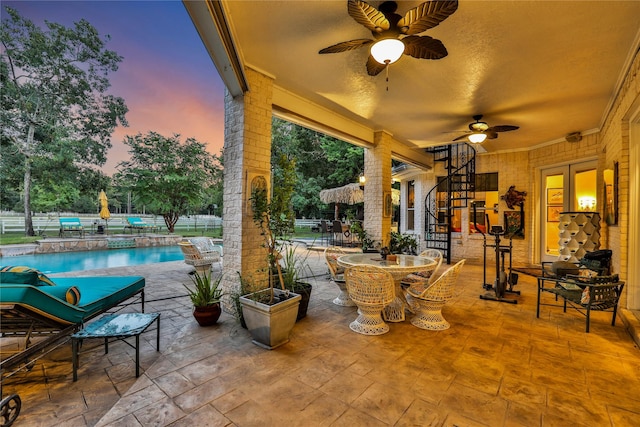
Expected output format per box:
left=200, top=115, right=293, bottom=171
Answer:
left=385, top=64, right=390, bottom=92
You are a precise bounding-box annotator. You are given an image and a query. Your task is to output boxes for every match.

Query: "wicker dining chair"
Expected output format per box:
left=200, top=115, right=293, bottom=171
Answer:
left=401, top=249, right=444, bottom=288
left=401, top=249, right=443, bottom=310
left=407, top=259, right=465, bottom=330
left=324, top=246, right=355, bottom=306
left=344, top=265, right=395, bottom=335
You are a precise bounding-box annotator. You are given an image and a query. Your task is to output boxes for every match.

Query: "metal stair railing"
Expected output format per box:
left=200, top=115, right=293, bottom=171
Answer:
left=424, top=144, right=476, bottom=264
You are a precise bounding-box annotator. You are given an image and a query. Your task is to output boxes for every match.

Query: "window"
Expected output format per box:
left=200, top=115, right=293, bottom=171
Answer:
left=470, top=173, right=499, bottom=234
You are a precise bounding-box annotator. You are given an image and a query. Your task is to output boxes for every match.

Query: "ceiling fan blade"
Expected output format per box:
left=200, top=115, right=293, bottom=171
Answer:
left=485, top=131, right=499, bottom=139
left=402, top=35, right=447, bottom=59
left=348, top=0, right=390, bottom=33
left=398, top=0, right=459, bottom=35
left=319, top=39, right=374, bottom=54
left=366, top=55, right=387, bottom=76
left=452, top=134, right=470, bottom=142
left=487, top=125, right=519, bottom=133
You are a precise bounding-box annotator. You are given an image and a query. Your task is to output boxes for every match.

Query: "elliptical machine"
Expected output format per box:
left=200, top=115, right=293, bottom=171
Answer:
left=473, top=202, right=520, bottom=304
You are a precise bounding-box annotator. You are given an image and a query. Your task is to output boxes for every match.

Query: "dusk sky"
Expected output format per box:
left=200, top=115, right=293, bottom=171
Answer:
left=4, top=0, right=226, bottom=175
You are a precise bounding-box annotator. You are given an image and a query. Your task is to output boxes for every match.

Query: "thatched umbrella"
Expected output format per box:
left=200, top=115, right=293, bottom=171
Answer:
left=319, top=184, right=401, bottom=219
left=319, top=183, right=364, bottom=220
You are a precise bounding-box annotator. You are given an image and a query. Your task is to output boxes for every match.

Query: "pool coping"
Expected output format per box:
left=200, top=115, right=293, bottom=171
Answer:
left=0, top=234, right=184, bottom=256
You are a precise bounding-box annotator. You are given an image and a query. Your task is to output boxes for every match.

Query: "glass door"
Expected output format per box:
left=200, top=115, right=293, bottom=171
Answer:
left=540, top=160, right=597, bottom=262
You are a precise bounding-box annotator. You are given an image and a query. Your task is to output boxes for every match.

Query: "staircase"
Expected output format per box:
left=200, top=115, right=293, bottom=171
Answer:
left=423, top=144, right=476, bottom=264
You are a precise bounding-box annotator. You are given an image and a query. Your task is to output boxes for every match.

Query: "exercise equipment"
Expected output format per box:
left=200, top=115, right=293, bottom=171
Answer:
left=473, top=202, right=519, bottom=304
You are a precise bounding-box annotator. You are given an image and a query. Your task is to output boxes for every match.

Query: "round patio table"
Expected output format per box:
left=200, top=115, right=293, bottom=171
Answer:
left=338, top=253, right=437, bottom=322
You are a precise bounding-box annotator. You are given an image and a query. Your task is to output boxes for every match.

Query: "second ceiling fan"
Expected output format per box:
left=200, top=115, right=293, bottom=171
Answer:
left=453, top=115, right=519, bottom=143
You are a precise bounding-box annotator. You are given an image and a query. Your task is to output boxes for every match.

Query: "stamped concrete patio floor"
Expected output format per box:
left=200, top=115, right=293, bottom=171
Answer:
left=3, top=252, right=640, bottom=426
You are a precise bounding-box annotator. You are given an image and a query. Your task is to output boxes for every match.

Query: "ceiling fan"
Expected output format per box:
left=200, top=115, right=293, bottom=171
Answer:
left=319, top=0, right=458, bottom=76
left=452, top=115, right=520, bottom=143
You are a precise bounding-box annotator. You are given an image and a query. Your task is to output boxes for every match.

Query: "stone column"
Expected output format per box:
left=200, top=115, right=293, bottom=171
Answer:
left=221, top=68, right=273, bottom=311
left=364, top=131, right=393, bottom=247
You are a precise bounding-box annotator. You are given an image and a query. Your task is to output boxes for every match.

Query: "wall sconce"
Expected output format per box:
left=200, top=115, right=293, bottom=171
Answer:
left=359, top=174, right=366, bottom=190
left=578, top=197, right=596, bottom=211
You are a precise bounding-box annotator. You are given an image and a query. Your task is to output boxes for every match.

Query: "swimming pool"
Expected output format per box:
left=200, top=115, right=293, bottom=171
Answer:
left=0, top=246, right=185, bottom=274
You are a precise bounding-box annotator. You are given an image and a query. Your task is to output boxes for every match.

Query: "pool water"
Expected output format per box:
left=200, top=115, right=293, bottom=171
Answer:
left=0, top=246, right=184, bottom=274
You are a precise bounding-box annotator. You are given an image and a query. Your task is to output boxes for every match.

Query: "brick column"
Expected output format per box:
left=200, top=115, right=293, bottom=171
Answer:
left=364, top=131, right=393, bottom=247
left=221, top=68, right=273, bottom=311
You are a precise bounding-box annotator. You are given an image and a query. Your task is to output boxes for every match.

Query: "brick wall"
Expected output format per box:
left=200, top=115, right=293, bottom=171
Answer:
left=222, top=68, right=274, bottom=310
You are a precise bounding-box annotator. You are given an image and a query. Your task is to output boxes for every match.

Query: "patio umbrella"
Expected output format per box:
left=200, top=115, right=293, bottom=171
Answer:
left=99, top=190, right=110, bottom=221
left=319, top=183, right=364, bottom=205
left=319, top=183, right=364, bottom=219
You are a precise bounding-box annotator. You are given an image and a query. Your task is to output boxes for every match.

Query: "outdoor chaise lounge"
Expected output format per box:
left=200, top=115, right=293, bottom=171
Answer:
left=124, top=217, right=159, bottom=234
left=0, top=266, right=145, bottom=424
left=59, top=217, right=85, bottom=238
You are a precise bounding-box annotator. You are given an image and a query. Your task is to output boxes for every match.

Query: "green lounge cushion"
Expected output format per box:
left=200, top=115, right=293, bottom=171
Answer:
left=1, top=276, right=145, bottom=325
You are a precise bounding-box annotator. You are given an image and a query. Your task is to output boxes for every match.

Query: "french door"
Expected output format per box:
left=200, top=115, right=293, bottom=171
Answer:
left=540, top=160, right=598, bottom=262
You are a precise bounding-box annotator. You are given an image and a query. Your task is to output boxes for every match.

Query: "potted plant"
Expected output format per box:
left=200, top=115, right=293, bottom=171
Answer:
left=390, top=231, right=418, bottom=255
left=350, top=221, right=378, bottom=253
left=281, top=242, right=313, bottom=321
left=239, top=154, right=301, bottom=349
left=183, top=270, right=224, bottom=326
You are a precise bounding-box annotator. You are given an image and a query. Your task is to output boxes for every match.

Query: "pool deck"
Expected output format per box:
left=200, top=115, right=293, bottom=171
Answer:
left=2, top=249, right=640, bottom=426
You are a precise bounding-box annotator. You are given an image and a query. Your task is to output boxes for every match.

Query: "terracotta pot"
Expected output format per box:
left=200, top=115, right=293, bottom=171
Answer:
left=192, top=303, right=221, bottom=326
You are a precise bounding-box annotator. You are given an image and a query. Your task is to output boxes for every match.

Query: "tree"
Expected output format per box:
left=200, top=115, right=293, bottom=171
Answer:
left=114, top=132, right=220, bottom=233
left=0, top=7, right=128, bottom=235
left=270, top=117, right=364, bottom=219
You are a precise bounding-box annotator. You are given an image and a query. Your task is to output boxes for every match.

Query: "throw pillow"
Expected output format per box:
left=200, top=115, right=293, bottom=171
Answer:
left=0, top=266, right=55, bottom=286
left=551, top=261, right=579, bottom=278
left=65, top=286, right=81, bottom=305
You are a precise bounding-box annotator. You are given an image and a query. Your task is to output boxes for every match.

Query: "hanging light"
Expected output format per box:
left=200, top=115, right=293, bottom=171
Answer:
left=468, top=132, right=487, bottom=144
left=370, top=39, right=404, bottom=65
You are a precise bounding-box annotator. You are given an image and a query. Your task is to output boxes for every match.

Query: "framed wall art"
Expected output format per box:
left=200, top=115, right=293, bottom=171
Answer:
left=383, top=192, right=392, bottom=217
left=547, top=206, right=562, bottom=222
left=547, top=188, right=563, bottom=205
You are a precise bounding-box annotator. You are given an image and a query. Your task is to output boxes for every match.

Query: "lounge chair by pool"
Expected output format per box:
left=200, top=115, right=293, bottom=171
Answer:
left=59, top=217, right=85, bottom=238
left=0, top=266, right=145, bottom=423
left=125, top=217, right=160, bottom=234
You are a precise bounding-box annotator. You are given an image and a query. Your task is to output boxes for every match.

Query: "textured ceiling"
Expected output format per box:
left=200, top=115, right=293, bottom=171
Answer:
left=215, top=0, right=640, bottom=153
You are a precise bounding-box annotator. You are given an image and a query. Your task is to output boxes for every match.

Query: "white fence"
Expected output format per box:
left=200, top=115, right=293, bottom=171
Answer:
left=0, top=214, right=222, bottom=235
left=0, top=214, right=328, bottom=235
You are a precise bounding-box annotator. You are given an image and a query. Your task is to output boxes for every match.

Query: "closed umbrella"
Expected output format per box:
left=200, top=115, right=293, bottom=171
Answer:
left=99, top=190, right=110, bottom=221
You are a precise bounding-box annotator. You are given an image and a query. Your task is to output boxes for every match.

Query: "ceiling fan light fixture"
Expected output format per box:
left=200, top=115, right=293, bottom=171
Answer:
left=370, top=38, right=404, bottom=65
left=468, top=132, right=487, bottom=144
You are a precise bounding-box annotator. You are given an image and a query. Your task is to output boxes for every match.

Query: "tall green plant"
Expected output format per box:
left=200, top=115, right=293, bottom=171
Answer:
left=250, top=153, right=297, bottom=298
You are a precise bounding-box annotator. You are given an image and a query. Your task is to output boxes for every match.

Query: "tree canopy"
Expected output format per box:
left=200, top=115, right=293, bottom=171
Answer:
left=271, top=117, right=364, bottom=219
left=1, top=7, right=128, bottom=234
left=114, top=132, right=221, bottom=232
